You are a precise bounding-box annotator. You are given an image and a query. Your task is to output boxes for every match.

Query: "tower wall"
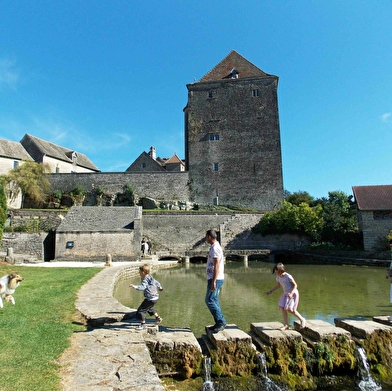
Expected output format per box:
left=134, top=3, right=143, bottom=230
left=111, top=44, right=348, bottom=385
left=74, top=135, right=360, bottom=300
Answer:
left=185, top=75, right=284, bottom=210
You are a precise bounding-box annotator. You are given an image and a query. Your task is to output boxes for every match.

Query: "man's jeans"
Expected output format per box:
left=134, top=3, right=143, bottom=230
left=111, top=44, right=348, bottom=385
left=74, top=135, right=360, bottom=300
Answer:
left=205, top=279, right=226, bottom=326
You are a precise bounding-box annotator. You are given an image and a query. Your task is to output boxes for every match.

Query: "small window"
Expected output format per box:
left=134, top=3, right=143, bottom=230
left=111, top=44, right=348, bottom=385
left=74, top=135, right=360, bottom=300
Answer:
left=13, top=161, right=19, bottom=169
left=208, top=91, right=213, bottom=98
left=252, top=89, right=259, bottom=97
left=209, top=134, right=220, bottom=141
left=213, top=163, right=219, bottom=172
left=66, top=241, right=74, bottom=249
left=141, top=163, right=146, bottom=168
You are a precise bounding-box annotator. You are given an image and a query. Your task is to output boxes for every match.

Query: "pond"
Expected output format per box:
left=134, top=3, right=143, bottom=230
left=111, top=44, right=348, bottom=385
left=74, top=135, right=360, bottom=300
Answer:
left=114, top=261, right=392, bottom=390
left=114, top=261, right=391, bottom=338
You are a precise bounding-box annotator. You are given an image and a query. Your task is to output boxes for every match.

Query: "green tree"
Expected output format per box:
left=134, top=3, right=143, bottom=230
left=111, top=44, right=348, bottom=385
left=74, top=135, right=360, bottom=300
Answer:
left=318, top=191, right=358, bottom=244
left=258, top=190, right=360, bottom=247
left=122, top=183, right=135, bottom=205
left=4, top=161, right=51, bottom=208
left=285, top=190, right=316, bottom=206
left=257, top=201, right=323, bottom=239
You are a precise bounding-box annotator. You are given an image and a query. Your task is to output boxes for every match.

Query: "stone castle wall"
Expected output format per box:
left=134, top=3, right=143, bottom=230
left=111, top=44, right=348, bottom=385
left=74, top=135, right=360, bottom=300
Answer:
left=2, top=232, right=45, bottom=259
left=142, top=213, right=234, bottom=255
left=48, top=171, right=191, bottom=205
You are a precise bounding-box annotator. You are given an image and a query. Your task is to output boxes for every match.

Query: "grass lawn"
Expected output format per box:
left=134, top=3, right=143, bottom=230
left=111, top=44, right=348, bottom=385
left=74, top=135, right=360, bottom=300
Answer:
left=0, top=264, right=101, bottom=391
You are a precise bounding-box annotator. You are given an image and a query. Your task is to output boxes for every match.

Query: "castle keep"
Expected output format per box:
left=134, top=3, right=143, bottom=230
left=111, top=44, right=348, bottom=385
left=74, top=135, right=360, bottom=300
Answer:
left=185, top=50, right=284, bottom=210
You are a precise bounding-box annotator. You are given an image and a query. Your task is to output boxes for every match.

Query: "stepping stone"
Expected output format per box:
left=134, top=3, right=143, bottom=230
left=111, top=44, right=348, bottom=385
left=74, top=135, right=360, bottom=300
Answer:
left=373, top=315, right=392, bottom=327
left=294, top=319, right=351, bottom=341
left=205, top=324, right=252, bottom=348
left=335, top=318, right=392, bottom=339
left=250, top=322, right=302, bottom=345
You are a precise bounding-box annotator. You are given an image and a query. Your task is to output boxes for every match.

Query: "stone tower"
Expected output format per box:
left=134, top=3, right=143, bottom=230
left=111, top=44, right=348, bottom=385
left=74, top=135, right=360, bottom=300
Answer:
left=184, top=50, right=284, bottom=210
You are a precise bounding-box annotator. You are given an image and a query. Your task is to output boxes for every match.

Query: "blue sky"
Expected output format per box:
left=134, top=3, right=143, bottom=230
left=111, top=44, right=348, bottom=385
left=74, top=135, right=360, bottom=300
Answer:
left=0, top=1, right=391, bottom=200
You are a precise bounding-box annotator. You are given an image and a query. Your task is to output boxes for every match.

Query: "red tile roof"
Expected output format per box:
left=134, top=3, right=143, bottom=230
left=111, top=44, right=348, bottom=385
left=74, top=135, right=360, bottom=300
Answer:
left=198, top=50, right=271, bottom=82
left=352, top=185, right=392, bottom=210
left=165, top=154, right=183, bottom=164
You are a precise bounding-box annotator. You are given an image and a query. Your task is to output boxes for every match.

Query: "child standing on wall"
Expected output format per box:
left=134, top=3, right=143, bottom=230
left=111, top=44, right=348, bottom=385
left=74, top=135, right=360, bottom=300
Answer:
left=130, top=263, right=163, bottom=330
left=266, top=262, right=306, bottom=330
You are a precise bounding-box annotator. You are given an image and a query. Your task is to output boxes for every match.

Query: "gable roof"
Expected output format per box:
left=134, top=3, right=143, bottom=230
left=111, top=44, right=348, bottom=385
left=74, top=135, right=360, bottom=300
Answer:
left=164, top=154, right=184, bottom=165
left=352, top=185, right=392, bottom=210
left=126, top=151, right=166, bottom=172
left=20, top=134, right=99, bottom=171
left=57, top=206, right=137, bottom=232
left=0, top=139, right=33, bottom=161
left=198, top=50, right=272, bottom=82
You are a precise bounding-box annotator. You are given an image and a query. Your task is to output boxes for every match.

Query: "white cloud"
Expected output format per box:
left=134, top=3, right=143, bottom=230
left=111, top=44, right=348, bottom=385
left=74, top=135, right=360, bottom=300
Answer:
left=381, top=112, right=391, bottom=123
left=0, top=56, right=19, bottom=89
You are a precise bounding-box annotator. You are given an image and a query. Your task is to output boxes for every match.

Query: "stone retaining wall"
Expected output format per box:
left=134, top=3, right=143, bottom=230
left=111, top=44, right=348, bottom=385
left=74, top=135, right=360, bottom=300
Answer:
left=1, top=232, right=45, bottom=260
left=49, top=171, right=190, bottom=204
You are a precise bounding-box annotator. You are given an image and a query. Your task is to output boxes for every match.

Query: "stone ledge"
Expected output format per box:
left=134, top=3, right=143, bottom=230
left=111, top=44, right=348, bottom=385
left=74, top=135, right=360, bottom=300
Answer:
left=60, top=322, right=165, bottom=391
left=75, top=261, right=178, bottom=325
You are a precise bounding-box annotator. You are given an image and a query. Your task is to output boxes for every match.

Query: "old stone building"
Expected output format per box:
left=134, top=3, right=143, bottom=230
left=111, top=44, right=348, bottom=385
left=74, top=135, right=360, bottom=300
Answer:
left=0, top=139, right=34, bottom=208
left=352, top=185, right=392, bottom=251
left=21, top=134, right=100, bottom=173
left=184, top=50, right=284, bottom=210
left=55, top=206, right=141, bottom=260
left=126, top=146, right=185, bottom=172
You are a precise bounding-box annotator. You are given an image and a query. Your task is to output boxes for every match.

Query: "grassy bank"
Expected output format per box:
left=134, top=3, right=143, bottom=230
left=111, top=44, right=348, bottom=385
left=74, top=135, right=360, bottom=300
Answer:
left=0, top=264, right=100, bottom=391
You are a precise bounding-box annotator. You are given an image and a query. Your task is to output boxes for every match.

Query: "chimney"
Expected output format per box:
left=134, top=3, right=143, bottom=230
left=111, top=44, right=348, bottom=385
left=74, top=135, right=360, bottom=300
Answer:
left=149, top=146, right=156, bottom=160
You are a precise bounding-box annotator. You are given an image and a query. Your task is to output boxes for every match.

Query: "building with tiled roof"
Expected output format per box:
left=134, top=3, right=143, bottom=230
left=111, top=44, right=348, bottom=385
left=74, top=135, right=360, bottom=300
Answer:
left=352, top=185, right=392, bottom=251
left=0, top=139, right=33, bottom=175
left=184, top=50, right=284, bottom=210
left=161, top=153, right=185, bottom=172
left=0, top=139, right=35, bottom=208
left=126, top=146, right=184, bottom=172
left=21, top=134, right=100, bottom=173
left=55, top=205, right=140, bottom=260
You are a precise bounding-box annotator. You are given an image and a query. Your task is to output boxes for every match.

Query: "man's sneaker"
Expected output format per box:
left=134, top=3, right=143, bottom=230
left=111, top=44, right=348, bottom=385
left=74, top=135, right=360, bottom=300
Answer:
left=156, top=316, right=163, bottom=325
left=212, top=323, right=226, bottom=333
left=136, top=323, right=147, bottom=330
left=207, top=324, right=217, bottom=331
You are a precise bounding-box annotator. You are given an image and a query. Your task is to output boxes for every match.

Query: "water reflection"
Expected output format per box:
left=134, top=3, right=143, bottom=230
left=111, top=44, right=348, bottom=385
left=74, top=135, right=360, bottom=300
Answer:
left=114, top=261, right=391, bottom=338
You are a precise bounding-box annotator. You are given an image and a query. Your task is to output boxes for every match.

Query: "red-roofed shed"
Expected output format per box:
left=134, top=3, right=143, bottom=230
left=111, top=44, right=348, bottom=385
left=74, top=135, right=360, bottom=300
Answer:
left=352, top=185, right=392, bottom=251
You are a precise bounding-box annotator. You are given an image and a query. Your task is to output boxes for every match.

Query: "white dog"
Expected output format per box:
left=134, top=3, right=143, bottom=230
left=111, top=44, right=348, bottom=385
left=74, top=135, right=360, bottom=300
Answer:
left=0, top=272, right=24, bottom=308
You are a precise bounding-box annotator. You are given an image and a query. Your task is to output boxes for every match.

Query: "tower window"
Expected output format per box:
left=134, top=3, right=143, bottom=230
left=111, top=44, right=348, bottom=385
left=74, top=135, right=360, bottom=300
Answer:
left=141, top=163, right=146, bottom=168
left=209, top=134, right=220, bottom=141
left=213, top=163, right=219, bottom=171
left=208, top=91, right=214, bottom=98
left=252, top=89, right=259, bottom=97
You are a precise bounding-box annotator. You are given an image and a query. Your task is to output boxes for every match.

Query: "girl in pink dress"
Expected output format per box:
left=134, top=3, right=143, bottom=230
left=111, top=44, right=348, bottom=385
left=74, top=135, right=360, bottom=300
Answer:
left=266, top=262, right=306, bottom=330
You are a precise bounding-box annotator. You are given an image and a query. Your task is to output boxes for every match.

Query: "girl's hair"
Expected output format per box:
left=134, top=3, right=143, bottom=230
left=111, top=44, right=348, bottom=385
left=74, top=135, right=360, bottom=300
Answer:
left=272, top=262, right=285, bottom=274
left=139, top=263, right=151, bottom=274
